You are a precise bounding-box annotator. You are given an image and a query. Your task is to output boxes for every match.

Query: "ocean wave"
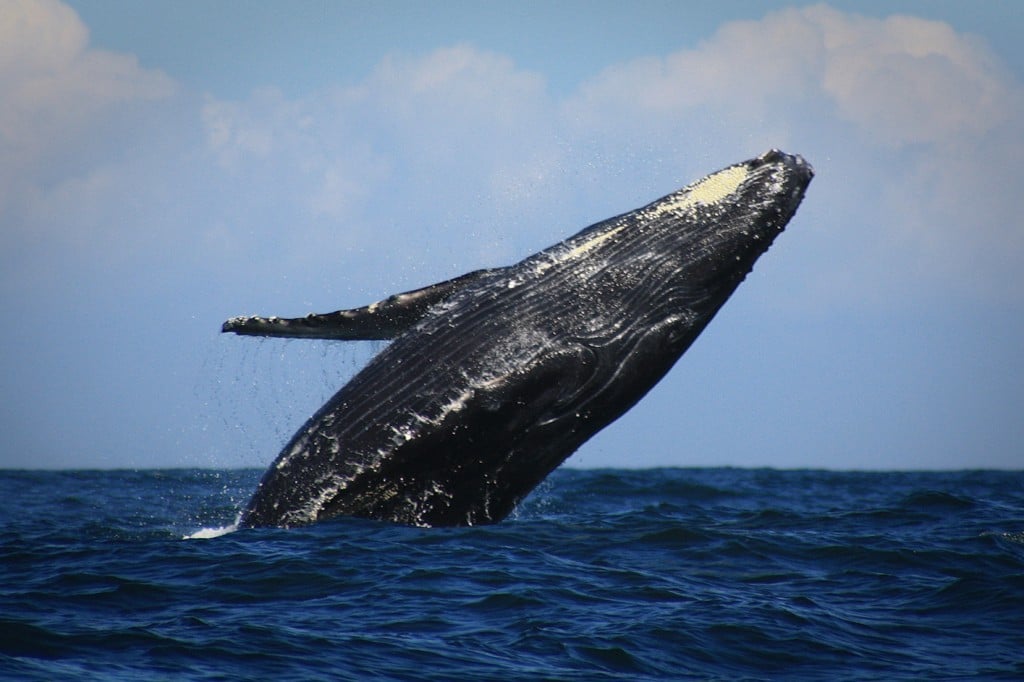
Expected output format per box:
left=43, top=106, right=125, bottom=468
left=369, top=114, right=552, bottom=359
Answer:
left=1, top=467, right=1021, bottom=680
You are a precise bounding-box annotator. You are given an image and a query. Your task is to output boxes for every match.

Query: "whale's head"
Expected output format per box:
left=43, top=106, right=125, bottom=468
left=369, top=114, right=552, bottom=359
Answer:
left=648, top=149, right=814, bottom=294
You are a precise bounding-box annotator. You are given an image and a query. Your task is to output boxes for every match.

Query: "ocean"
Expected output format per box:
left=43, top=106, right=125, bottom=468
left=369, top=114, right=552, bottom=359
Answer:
left=1, top=468, right=1021, bottom=680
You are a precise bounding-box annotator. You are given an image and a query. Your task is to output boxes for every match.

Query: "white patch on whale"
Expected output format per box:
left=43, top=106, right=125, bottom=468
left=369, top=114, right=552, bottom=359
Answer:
left=648, top=164, right=751, bottom=217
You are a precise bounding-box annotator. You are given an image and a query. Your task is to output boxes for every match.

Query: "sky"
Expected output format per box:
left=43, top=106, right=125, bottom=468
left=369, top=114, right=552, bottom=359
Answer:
left=1, top=0, right=1022, bottom=471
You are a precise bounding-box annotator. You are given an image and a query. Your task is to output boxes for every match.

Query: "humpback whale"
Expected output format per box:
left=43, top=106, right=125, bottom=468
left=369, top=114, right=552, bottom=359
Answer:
left=225, top=149, right=813, bottom=528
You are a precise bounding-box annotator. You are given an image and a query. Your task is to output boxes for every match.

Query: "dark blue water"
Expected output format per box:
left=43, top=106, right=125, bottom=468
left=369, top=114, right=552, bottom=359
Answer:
left=1, top=468, right=1022, bottom=680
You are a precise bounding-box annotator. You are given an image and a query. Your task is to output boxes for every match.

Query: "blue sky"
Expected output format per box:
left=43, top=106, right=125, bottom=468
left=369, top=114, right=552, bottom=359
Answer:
left=2, top=0, right=1022, bottom=470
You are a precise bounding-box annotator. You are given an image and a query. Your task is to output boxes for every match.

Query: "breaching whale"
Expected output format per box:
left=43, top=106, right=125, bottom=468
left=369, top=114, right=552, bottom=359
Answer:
left=225, top=150, right=813, bottom=528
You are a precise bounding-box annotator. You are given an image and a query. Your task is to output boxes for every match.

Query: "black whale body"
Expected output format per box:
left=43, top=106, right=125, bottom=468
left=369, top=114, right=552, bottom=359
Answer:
left=225, top=150, right=813, bottom=528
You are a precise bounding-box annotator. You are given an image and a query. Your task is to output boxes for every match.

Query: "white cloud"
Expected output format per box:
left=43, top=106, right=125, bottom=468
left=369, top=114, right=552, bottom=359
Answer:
left=3, top=1, right=1022, bottom=305
left=0, top=0, right=178, bottom=284
left=196, top=46, right=564, bottom=279
left=1, top=1, right=1021, bottom=471
left=818, top=10, right=1015, bottom=146
left=0, top=0, right=175, bottom=173
left=566, top=5, right=1018, bottom=146
left=562, top=4, right=1024, bottom=304
left=202, top=88, right=299, bottom=169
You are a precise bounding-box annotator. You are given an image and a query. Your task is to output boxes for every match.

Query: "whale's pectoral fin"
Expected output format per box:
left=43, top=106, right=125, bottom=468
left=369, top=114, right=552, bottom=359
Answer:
left=222, top=268, right=496, bottom=340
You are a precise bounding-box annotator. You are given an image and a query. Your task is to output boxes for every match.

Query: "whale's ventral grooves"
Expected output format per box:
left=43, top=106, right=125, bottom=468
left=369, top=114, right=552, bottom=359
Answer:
left=225, top=149, right=814, bottom=528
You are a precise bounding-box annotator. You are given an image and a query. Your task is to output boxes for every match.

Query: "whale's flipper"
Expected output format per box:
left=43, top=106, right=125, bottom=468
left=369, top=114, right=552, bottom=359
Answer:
left=222, top=268, right=496, bottom=341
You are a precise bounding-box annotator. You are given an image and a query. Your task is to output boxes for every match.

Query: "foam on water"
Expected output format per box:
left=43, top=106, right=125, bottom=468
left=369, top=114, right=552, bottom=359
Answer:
left=185, top=523, right=239, bottom=540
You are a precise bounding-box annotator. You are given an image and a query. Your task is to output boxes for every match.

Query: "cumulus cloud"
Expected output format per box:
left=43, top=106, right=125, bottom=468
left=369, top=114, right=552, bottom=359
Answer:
left=563, top=4, right=1024, bottom=303
left=567, top=5, right=1017, bottom=146
left=2, top=1, right=1021, bottom=470
left=194, top=4, right=1024, bottom=302
left=818, top=10, right=1015, bottom=146
left=0, top=0, right=178, bottom=286
left=3, top=1, right=1022, bottom=305
left=0, top=0, right=174, bottom=176
left=197, top=46, right=564, bottom=281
